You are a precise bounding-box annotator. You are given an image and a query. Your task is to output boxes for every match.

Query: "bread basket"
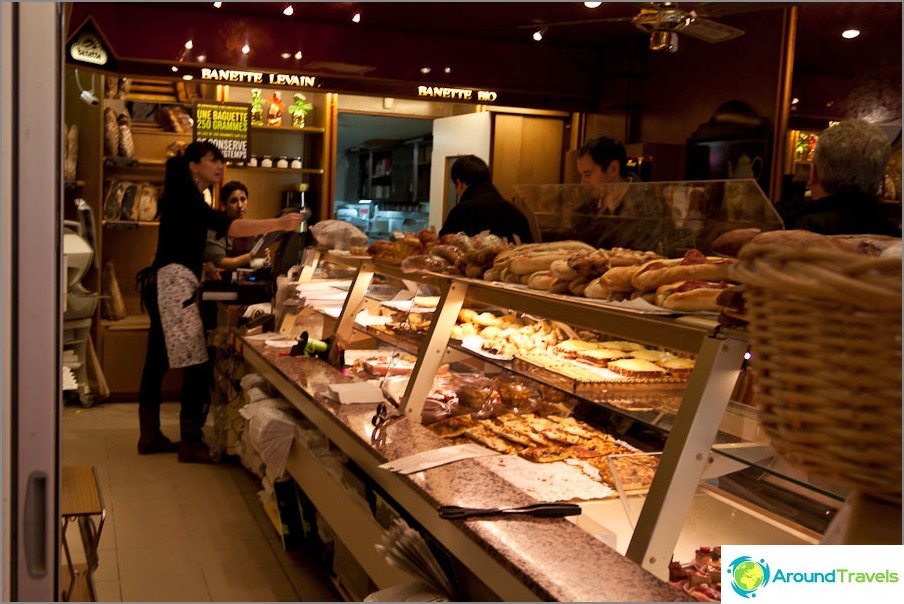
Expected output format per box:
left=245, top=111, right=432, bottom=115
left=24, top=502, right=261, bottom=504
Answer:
left=731, top=243, right=902, bottom=504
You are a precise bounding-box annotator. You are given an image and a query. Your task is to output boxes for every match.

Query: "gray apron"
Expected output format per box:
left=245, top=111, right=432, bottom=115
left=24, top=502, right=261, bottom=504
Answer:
left=157, top=263, right=208, bottom=368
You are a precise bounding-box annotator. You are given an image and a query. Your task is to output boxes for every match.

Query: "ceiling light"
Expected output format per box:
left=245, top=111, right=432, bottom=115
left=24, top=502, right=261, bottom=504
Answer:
left=532, top=28, right=546, bottom=42
left=791, top=97, right=799, bottom=105
left=420, top=67, right=431, bottom=74
left=352, top=11, right=361, bottom=23
left=841, top=29, right=860, bottom=39
left=213, top=2, right=222, bottom=8
left=283, top=4, right=294, bottom=17
left=182, top=75, right=194, bottom=81
left=197, top=54, right=206, bottom=63
left=281, top=52, right=291, bottom=59
left=171, top=65, right=179, bottom=72
left=242, top=43, right=250, bottom=54
left=294, top=50, right=303, bottom=60
left=184, top=40, right=193, bottom=50
left=584, top=2, right=603, bottom=8
left=444, top=66, right=452, bottom=74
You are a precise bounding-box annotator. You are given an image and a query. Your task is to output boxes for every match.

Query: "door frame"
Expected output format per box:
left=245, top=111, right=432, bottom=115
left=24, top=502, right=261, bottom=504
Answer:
left=2, top=2, right=63, bottom=600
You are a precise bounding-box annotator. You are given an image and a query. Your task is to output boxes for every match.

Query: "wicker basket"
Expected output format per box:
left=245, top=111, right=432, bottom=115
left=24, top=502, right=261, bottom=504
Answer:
left=732, top=244, right=902, bottom=504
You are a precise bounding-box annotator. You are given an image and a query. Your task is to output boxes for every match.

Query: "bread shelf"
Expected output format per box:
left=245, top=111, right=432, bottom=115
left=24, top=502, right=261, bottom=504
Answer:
left=251, top=125, right=325, bottom=134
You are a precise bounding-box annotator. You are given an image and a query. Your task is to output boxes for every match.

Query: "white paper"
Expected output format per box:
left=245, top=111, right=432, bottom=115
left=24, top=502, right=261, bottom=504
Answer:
left=381, top=299, right=438, bottom=314
left=460, top=335, right=514, bottom=361
left=245, top=331, right=283, bottom=341
left=328, top=382, right=385, bottom=404
left=355, top=309, right=393, bottom=327
left=379, top=443, right=500, bottom=474
left=264, top=339, right=297, bottom=349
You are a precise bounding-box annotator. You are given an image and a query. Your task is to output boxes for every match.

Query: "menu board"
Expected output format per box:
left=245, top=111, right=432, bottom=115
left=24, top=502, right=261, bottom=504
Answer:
left=193, top=102, right=251, bottom=161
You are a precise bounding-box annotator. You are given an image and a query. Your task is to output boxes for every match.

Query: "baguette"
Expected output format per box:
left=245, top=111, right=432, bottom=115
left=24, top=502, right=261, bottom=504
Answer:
left=655, top=280, right=727, bottom=312
left=631, top=249, right=733, bottom=292
left=583, top=276, right=616, bottom=300
left=509, top=251, right=575, bottom=275
left=549, top=258, right=579, bottom=280
left=493, top=241, right=595, bottom=268
left=600, top=265, right=642, bottom=292
left=527, top=271, right=556, bottom=291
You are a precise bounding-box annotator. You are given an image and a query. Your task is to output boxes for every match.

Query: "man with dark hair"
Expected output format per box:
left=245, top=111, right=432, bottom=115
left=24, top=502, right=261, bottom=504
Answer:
left=570, top=136, right=676, bottom=254
left=439, top=155, right=534, bottom=243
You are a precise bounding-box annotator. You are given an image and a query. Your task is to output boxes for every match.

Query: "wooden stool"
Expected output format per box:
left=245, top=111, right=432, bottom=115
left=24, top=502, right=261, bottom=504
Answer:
left=61, top=466, right=106, bottom=602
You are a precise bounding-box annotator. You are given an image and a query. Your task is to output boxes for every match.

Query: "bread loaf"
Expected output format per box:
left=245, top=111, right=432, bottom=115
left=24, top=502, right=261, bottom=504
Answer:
left=103, top=180, right=125, bottom=220
left=712, top=228, right=762, bottom=257
left=118, top=113, right=135, bottom=158
left=103, top=107, right=120, bottom=156
left=120, top=183, right=139, bottom=221
left=136, top=183, right=159, bottom=222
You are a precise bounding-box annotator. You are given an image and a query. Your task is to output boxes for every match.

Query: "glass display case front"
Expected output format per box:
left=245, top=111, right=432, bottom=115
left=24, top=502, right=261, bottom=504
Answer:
left=513, top=179, right=784, bottom=256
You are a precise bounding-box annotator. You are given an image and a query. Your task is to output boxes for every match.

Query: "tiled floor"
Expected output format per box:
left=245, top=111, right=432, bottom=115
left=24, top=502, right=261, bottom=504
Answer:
left=61, top=401, right=341, bottom=602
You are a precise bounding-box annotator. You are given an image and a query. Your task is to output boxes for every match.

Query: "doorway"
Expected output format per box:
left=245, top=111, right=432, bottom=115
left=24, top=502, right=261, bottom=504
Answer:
left=333, top=112, right=433, bottom=241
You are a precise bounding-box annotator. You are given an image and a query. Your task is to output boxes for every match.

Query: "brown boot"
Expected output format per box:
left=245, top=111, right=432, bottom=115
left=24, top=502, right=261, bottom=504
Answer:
left=137, top=433, right=179, bottom=455
left=178, top=441, right=217, bottom=464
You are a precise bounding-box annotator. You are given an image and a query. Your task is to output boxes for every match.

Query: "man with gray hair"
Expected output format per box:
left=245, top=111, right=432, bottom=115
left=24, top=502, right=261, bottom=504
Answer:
left=782, top=120, right=899, bottom=235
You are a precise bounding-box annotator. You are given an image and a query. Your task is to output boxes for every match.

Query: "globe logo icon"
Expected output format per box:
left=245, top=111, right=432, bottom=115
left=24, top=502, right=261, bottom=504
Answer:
left=727, top=556, right=771, bottom=598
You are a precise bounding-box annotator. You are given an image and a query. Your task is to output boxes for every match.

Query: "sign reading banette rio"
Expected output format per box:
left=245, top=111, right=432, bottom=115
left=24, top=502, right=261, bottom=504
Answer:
left=200, top=68, right=317, bottom=88
left=193, top=102, right=251, bottom=161
left=417, top=86, right=498, bottom=103
left=721, top=545, right=903, bottom=602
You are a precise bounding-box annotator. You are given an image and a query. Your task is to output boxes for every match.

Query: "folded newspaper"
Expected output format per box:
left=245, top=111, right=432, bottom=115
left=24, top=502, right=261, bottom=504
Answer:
left=373, top=518, right=454, bottom=600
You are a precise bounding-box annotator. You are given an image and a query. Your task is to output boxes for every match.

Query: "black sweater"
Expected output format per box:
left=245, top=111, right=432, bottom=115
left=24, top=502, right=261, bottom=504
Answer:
left=439, top=183, right=534, bottom=243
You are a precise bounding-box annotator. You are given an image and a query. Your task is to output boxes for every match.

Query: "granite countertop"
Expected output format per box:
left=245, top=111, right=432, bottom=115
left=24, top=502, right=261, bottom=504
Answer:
left=240, top=337, right=692, bottom=602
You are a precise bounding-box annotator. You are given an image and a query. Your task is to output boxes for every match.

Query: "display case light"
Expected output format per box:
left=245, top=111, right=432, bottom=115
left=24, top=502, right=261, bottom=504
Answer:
left=184, top=40, right=193, bottom=50
left=584, top=2, right=603, bottom=8
left=197, top=54, right=207, bottom=63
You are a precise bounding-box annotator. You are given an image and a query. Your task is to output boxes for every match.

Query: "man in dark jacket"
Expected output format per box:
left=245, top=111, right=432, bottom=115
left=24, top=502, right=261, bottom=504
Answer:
left=779, top=120, right=900, bottom=236
left=439, top=155, right=534, bottom=243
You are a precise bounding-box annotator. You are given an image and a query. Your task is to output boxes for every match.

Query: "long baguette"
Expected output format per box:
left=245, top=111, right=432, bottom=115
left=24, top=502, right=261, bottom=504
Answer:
left=509, top=251, right=577, bottom=275
left=493, top=240, right=595, bottom=267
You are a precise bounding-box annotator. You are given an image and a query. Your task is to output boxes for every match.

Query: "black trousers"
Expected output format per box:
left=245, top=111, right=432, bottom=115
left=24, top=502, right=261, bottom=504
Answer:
left=138, top=279, right=212, bottom=444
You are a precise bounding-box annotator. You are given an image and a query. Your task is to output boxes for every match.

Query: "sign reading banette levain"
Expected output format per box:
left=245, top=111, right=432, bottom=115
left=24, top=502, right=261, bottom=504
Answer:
left=200, top=68, right=317, bottom=88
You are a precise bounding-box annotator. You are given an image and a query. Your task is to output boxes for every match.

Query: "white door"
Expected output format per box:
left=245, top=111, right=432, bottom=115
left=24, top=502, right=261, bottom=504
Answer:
left=429, top=112, right=491, bottom=228
left=2, top=2, right=63, bottom=600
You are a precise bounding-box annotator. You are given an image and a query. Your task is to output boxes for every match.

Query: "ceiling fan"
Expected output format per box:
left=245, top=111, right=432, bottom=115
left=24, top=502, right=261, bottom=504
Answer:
left=523, top=2, right=748, bottom=53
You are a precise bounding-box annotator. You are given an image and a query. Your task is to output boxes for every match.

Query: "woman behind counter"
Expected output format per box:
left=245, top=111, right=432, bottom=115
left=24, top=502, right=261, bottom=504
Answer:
left=204, top=181, right=269, bottom=279
left=137, top=142, right=303, bottom=463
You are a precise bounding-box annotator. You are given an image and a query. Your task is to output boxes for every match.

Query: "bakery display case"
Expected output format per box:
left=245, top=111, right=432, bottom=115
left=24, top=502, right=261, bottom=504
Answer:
left=275, top=238, right=842, bottom=591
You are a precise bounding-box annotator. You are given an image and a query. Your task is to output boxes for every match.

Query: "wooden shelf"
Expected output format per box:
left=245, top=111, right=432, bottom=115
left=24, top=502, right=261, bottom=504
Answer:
left=102, top=220, right=159, bottom=229
left=130, top=128, right=193, bottom=138
left=226, top=166, right=324, bottom=175
left=251, top=125, right=325, bottom=134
